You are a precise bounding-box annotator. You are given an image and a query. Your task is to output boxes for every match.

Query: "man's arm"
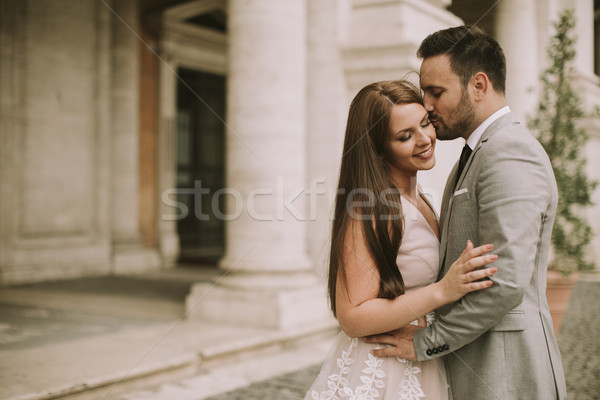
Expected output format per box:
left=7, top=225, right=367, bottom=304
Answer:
left=336, top=219, right=496, bottom=338
left=411, top=133, right=556, bottom=361
left=367, top=133, right=556, bottom=360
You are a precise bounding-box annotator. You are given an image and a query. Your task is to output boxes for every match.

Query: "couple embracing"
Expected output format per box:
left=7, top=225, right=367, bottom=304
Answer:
left=306, top=26, right=567, bottom=400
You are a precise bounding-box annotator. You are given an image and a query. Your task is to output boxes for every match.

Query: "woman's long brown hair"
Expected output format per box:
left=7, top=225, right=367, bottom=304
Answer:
left=328, top=80, right=424, bottom=317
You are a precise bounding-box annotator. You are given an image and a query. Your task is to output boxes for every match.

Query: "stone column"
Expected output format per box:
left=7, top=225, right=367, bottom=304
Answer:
left=495, top=0, right=539, bottom=123
left=221, top=0, right=311, bottom=274
left=156, top=56, right=180, bottom=267
left=570, top=0, right=595, bottom=74
left=306, top=0, right=346, bottom=280
left=568, top=0, right=600, bottom=267
left=110, top=0, right=160, bottom=273
left=186, top=0, right=332, bottom=329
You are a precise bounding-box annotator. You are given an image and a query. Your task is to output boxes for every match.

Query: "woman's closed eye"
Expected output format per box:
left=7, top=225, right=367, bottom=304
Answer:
left=398, top=132, right=413, bottom=142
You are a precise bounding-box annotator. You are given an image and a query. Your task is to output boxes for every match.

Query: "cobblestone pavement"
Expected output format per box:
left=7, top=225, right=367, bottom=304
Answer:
left=203, top=365, right=321, bottom=400
left=558, top=280, right=600, bottom=399
left=205, top=279, right=600, bottom=400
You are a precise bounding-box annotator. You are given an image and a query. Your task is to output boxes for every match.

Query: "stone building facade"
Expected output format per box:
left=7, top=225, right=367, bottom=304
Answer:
left=1, top=0, right=599, bottom=329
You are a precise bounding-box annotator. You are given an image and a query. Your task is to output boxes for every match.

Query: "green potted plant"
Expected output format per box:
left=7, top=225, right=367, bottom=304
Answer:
left=528, top=9, right=598, bottom=334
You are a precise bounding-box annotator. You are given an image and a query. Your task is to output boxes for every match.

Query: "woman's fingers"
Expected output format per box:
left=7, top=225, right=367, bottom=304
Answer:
left=466, top=265, right=498, bottom=280
left=458, top=240, right=475, bottom=261
left=465, top=279, right=494, bottom=291
left=461, top=242, right=494, bottom=262
left=442, top=241, right=498, bottom=301
left=460, top=253, right=498, bottom=272
left=460, top=263, right=497, bottom=293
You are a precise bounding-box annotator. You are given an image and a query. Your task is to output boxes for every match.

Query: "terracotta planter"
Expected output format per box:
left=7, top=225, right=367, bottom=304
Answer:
left=545, top=270, right=579, bottom=335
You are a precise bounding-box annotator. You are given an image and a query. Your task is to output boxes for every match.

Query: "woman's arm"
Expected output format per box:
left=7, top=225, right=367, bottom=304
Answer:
left=336, top=219, right=497, bottom=338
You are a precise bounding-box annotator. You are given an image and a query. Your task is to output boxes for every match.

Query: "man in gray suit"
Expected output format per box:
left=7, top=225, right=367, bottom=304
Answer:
left=367, top=26, right=567, bottom=399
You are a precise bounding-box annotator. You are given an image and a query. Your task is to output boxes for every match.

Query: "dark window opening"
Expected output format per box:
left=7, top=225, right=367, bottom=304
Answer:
left=176, top=68, right=226, bottom=265
left=185, top=9, right=227, bottom=32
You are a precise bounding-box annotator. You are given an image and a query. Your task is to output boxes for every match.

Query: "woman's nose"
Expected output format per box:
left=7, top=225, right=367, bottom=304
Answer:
left=416, top=129, right=432, bottom=145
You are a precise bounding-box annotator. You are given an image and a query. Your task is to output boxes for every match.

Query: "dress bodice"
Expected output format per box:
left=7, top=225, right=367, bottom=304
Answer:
left=398, top=196, right=440, bottom=293
left=305, top=195, right=449, bottom=400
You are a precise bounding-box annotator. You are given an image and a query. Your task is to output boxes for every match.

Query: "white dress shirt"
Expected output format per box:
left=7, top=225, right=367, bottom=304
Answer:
left=465, top=105, right=511, bottom=150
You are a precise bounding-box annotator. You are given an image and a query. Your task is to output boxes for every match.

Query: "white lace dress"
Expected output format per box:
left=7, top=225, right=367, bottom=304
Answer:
left=305, top=197, right=451, bottom=400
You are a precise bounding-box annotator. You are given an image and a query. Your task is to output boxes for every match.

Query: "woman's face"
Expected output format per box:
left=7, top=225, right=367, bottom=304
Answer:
left=382, top=102, right=436, bottom=179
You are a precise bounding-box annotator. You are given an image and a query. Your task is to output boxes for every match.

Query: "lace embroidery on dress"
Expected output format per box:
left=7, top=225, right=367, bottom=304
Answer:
left=351, top=352, right=386, bottom=399
left=396, top=359, right=426, bottom=399
left=309, top=337, right=358, bottom=400
left=309, top=336, right=429, bottom=400
left=392, top=312, right=436, bottom=399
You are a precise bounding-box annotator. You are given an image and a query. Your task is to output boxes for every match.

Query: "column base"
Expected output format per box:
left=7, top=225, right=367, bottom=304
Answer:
left=185, top=273, right=333, bottom=329
left=112, top=245, right=162, bottom=275
left=159, top=230, right=180, bottom=268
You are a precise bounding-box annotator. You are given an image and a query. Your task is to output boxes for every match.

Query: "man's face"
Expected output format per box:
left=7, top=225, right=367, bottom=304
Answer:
left=419, top=54, right=477, bottom=141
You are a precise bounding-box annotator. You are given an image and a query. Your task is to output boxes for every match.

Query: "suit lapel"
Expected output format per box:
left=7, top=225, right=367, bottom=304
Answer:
left=438, top=166, right=457, bottom=275
left=453, top=112, right=518, bottom=190
left=438, top=143, right=483, bottom=278
left=437, top=112, right=518, bottom=278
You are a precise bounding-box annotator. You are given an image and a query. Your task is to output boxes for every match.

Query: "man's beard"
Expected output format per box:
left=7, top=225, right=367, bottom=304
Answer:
left=432, top=90, right=476, bottom=141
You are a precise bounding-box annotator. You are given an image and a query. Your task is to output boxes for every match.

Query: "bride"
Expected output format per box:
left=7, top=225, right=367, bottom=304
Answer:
left=305, top=80, right=497, bottom=400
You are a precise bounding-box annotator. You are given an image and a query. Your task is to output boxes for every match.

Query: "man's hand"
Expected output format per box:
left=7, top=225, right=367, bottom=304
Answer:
left=364, top=323, right=422, bottom=360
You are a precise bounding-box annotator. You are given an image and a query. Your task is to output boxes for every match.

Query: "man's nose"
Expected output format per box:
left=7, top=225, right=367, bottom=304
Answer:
left=422, top=94, right=434, bottom=112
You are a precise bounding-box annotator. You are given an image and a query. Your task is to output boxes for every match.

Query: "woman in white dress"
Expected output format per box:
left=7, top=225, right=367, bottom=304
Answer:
left=305, top=80, right=498, bottom=400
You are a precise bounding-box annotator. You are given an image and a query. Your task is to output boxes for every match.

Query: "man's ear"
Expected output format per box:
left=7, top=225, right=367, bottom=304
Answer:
left=471, top=72, right=489, bottom=101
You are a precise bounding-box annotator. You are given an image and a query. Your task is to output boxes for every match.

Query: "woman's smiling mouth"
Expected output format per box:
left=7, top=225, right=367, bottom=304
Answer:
left=414, top=147, right=433, bottom=159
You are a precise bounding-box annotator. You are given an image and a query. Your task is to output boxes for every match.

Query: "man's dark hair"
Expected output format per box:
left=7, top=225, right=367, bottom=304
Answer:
left=417, top=25, right=506, bottom=94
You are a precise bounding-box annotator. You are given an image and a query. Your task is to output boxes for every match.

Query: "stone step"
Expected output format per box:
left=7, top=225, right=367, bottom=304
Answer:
left=0, top=269, right=338, bottom=400
left=113, top=332, right=332, bottom=400
left=0, top=301, right=337, bottom=400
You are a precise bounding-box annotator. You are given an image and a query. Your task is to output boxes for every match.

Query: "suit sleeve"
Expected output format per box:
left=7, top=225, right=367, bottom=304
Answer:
left=414, top=132, right=556, bottom=361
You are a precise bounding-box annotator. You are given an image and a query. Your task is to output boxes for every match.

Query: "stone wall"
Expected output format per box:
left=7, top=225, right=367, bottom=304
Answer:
left=0, top=0, right=159, bottom=284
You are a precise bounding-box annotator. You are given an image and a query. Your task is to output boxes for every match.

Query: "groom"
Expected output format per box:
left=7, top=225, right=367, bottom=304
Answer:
left=367, top=26, right=567, bottom=399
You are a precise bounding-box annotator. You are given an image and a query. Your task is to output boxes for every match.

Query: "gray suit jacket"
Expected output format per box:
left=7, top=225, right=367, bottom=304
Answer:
left=414, top=112, right=567, bottom=399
